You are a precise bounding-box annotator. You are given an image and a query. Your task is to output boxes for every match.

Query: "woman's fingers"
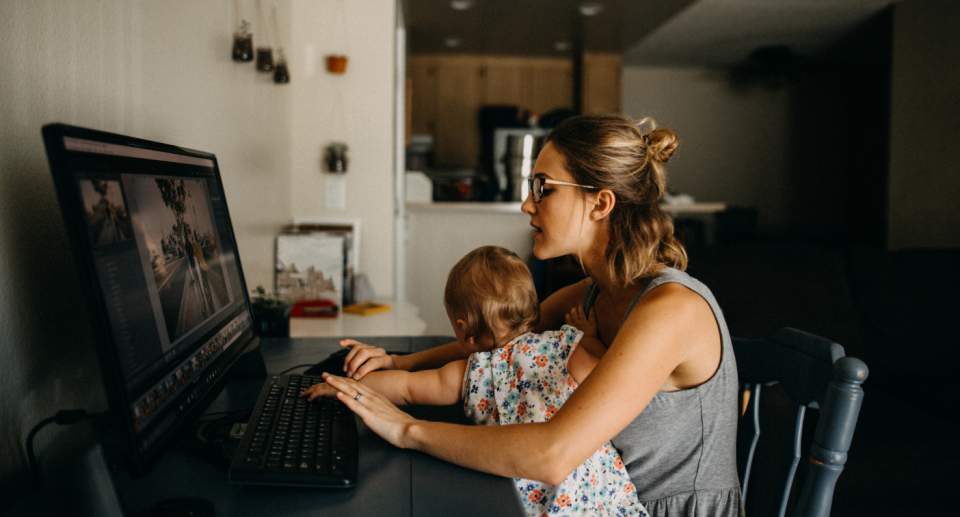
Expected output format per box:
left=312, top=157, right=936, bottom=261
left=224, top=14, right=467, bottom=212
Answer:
left=339, top=339, right=395, bottom=379
left=321, top=373, right=416, bottom=449
left=351, top=355, right=392, bottom=380
left=340, top=339, right=368, bottom=371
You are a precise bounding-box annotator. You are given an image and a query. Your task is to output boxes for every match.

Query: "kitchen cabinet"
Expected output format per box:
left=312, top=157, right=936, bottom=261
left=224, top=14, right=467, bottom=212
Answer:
left=408, top=55, right=583, bottom=168
left=582, top=52, right=622, bottom=115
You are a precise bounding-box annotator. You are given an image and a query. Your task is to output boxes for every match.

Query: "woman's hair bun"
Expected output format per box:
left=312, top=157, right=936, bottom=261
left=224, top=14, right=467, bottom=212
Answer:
left=646, top=127, right=679, bottom=164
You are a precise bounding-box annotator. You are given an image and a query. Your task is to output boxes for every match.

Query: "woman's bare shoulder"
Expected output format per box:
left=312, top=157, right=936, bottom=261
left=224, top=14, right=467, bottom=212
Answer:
left=618, top=280, right=721, bottom=389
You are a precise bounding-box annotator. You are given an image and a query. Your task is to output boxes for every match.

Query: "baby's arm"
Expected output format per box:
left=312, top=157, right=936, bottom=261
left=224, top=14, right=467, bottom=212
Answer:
left=302, top=359, right=467, bottom=406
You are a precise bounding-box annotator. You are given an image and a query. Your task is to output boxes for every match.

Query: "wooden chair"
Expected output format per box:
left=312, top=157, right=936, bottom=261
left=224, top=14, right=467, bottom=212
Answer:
left=734, top=328, right=869, bottom=517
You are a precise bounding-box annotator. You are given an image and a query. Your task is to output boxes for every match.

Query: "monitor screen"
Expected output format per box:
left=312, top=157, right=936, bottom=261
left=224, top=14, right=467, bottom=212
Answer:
left=42, top=124, right=261, bottom=473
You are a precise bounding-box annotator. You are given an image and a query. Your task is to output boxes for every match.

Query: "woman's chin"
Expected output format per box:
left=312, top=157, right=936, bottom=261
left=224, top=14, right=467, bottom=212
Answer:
left=532, top=243, right=557, bottom=261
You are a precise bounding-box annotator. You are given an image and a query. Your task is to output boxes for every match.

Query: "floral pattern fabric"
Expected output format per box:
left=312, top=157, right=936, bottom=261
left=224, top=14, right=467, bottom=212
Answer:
left=462, top=325, right=648, bottom=517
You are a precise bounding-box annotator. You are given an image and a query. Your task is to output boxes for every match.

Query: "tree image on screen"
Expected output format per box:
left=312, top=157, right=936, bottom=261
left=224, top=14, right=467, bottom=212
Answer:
left=141, top=178, right=230, bottom=342
left=81, top=179, right=133, bottom=245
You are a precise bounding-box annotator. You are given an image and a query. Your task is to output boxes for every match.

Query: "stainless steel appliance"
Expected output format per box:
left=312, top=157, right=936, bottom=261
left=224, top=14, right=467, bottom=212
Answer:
left=494, top=128, right=547, bottom=202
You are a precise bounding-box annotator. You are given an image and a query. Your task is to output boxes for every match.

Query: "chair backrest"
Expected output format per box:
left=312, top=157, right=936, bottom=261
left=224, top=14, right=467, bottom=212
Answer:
left=734, top=328, right=869, bottom=517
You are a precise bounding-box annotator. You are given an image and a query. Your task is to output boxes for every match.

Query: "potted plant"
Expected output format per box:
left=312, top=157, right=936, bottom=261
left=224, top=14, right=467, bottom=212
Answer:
left=249, top=285, right=292, bottom=337
left=326, top=55, right=348, bottom=74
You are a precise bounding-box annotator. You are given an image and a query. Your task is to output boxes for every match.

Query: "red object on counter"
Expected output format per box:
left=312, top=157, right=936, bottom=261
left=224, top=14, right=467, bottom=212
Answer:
left=290, top=299, right=339, bottom=318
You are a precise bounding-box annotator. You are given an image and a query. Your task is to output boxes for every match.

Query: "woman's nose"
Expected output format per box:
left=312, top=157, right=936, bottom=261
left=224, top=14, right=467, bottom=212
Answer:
left=521, top=191, right=535, bottom=214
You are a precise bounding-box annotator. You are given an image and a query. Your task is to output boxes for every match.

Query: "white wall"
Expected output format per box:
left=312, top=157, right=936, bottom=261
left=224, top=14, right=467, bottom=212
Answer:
left=289, top=0, right=397, bottom=298
left=620, top=66, right=793, bottom=234
left=888, top=0, right=960, bottom=249
left=406, top=207, right=534, bottom=335
left=0, top=0, right=292, bottom=502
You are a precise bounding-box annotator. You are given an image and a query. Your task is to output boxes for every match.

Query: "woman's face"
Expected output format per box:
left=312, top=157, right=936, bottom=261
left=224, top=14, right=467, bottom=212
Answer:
left=521, top=142, right=596, bottom=260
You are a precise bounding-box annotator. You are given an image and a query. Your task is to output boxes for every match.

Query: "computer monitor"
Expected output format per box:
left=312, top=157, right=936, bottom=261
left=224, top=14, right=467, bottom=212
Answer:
left=42, top=123, right=264, bottom=474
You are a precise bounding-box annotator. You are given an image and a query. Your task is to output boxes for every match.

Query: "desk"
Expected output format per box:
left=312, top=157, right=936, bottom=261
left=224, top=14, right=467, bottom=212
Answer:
left=289, top=300, right=427, bottom=338
left=110, top=336, right=524, bottom=516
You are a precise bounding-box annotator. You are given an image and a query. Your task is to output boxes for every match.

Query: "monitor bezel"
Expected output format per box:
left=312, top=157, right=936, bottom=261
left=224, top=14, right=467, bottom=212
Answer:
left=41, top=123, right=262, bottom=475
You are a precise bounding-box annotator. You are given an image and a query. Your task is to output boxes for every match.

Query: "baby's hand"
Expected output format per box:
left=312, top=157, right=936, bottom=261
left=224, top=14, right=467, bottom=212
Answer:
left=301, top=382, right=338, bottom=402
left=565, top=306, right=598, bottom=338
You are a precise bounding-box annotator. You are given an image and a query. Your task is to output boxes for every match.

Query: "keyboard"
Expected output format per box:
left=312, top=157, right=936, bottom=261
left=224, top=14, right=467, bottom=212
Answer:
left=228, top=373, right=359, bottom=487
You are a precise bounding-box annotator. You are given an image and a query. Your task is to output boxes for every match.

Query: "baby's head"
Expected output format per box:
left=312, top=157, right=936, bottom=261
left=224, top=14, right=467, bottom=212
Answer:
left=444, top=246, right=539, bottom=353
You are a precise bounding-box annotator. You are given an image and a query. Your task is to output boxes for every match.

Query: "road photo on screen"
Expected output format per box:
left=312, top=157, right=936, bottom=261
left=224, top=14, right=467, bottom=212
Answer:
left=131, top=177, right=231, bottom=343
left=80, top=179, right=133, bottom=245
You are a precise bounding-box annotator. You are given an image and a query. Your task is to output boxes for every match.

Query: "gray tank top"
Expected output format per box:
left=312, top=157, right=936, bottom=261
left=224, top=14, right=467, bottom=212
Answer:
left=584, top=268, right=743, bottom=517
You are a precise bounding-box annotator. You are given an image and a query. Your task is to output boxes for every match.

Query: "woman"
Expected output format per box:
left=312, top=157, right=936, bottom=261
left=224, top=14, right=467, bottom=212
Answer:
left=322, top=114, right=743, bottom=516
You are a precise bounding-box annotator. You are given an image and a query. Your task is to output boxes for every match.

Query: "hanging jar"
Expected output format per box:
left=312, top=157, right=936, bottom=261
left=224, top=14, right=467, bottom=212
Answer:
left=271, top=5, right=290, bottom=83
left=325, top=142, right=348, bottom=172
left=254, top=0, right=273, bottom=71
left=231, top=0, right=253, bottom=61
left=274, top=48, right=290, bottom=83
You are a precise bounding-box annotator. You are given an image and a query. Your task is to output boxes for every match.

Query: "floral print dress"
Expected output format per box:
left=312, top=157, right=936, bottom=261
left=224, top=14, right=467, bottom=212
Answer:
left=462, top=325, right=648, bottom=517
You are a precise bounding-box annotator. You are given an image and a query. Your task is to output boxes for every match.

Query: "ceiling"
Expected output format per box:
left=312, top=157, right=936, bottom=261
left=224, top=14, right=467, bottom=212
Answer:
left=402, top=0, right=902, bottom=67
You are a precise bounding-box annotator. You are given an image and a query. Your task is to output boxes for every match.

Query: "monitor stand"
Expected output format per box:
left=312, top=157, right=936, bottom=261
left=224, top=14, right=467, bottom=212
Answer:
left=227, top=338, right=268, bottom=380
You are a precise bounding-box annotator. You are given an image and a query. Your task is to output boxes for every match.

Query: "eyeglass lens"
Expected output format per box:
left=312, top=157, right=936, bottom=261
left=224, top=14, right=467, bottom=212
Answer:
left=527, top=177, right=542, bottom=202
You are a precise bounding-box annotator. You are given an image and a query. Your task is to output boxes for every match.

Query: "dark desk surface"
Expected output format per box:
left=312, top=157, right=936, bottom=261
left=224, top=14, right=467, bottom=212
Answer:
left=111, top=336, right=525, bottom=517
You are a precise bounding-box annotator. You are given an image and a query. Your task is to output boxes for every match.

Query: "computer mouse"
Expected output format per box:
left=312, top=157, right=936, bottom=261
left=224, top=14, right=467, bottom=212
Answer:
left=302, top=348, right=410, bottom=377
left=302, top=348, right=350, bottom=377
left=149, top=497, right=215, bottom=517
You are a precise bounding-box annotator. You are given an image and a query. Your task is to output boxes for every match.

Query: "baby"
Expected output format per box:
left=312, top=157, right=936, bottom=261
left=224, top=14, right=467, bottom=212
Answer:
left=303, top=246, right=647, bottom=517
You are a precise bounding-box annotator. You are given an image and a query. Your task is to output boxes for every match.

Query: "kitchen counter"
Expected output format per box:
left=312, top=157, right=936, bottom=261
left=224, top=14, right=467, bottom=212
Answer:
left=407, top=201, right=726, bottom=214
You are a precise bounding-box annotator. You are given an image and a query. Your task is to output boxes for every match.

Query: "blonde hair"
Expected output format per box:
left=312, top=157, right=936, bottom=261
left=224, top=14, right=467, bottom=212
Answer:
left=443, top=246, right=540, bottom=348
left=546, top=114, right=687, bottom=285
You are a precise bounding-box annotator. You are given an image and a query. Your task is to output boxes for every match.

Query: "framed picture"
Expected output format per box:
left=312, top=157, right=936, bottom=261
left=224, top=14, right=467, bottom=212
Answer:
left=275, top=232, right=345, bottom=307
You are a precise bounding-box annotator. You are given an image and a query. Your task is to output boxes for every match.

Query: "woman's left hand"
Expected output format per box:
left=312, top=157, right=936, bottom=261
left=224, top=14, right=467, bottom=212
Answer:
left=321, top=372, right=418, bottom=449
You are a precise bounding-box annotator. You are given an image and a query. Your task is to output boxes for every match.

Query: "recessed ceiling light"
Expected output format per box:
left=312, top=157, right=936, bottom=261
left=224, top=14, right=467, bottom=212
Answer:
left=450, top=0, right=473, bottom=10
left=554, top=41, right=571, bottom=52
left=445, top=37, right=462, bottom=48
left=579, top=2, right=603, bottom=16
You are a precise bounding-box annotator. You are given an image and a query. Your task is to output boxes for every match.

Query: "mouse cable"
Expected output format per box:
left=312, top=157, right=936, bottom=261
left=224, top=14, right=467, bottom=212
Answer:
left=278, top=363, right=315, bottom=375
left=26, top=409, right=110, bottom=486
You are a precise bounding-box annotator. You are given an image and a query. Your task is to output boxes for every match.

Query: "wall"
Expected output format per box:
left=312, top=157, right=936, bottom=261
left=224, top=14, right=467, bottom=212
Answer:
left=621, top=67, right=794, bottom=234
left=406, top=206, right=533, bottom=335
left=0, top=0, right=292, bottom=507
left=621, top=15, right=892, bottom=247
left=289, top=0, right=397, bottom=298
left=888, top=0, right=960, bottom=249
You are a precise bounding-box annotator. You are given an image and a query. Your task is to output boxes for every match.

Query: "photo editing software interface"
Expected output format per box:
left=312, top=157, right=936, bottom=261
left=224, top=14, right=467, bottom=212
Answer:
left=49, top=130, right=257, bottom=461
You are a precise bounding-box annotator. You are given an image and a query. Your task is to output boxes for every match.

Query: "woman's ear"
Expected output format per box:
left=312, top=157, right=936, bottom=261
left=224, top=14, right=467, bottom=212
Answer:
left=589, top=189, right=616, bottom=221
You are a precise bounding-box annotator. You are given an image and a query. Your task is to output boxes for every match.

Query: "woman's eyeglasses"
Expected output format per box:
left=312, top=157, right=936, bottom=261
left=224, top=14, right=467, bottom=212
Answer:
left=526, top=177, right=598, bottom=203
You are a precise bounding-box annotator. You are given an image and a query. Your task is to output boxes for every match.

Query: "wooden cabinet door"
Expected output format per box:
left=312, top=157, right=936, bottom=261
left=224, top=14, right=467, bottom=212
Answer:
left=483, top=57, right=524, bottom=106
left=582, top=52, right=622, bottom=115
left=522, top=58, right=574, bottom=117
left=407, top=56, right=438, bottom=136
left=434, top=56, right=485, bottom=167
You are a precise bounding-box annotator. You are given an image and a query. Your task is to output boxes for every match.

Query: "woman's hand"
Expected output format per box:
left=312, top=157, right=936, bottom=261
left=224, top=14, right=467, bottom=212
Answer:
left=300, top=382, right=338, bottom=402
left=565, top=306, right=598, bottom=338
left=339, top=339, right=397, bottom=380
left=321, top=373, right=417, bottom=449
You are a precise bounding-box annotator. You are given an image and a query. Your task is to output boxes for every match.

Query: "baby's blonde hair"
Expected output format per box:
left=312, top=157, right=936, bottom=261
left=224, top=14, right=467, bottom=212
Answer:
left=444, top=246, right=540, bottom=348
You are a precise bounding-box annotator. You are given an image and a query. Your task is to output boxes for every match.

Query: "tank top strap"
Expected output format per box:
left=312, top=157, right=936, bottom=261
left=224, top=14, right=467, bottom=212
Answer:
left=583, top=281, right=601, bottom=314
left=584, top=269, right=686, bottom=331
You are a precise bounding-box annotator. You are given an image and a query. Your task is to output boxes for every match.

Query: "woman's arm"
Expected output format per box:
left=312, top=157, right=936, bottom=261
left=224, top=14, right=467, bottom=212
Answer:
left=325, top=284, right=712, bottom=485
left=304, top=360, right=467, bottom=406
left=339, top=339, right=468, bottom=380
